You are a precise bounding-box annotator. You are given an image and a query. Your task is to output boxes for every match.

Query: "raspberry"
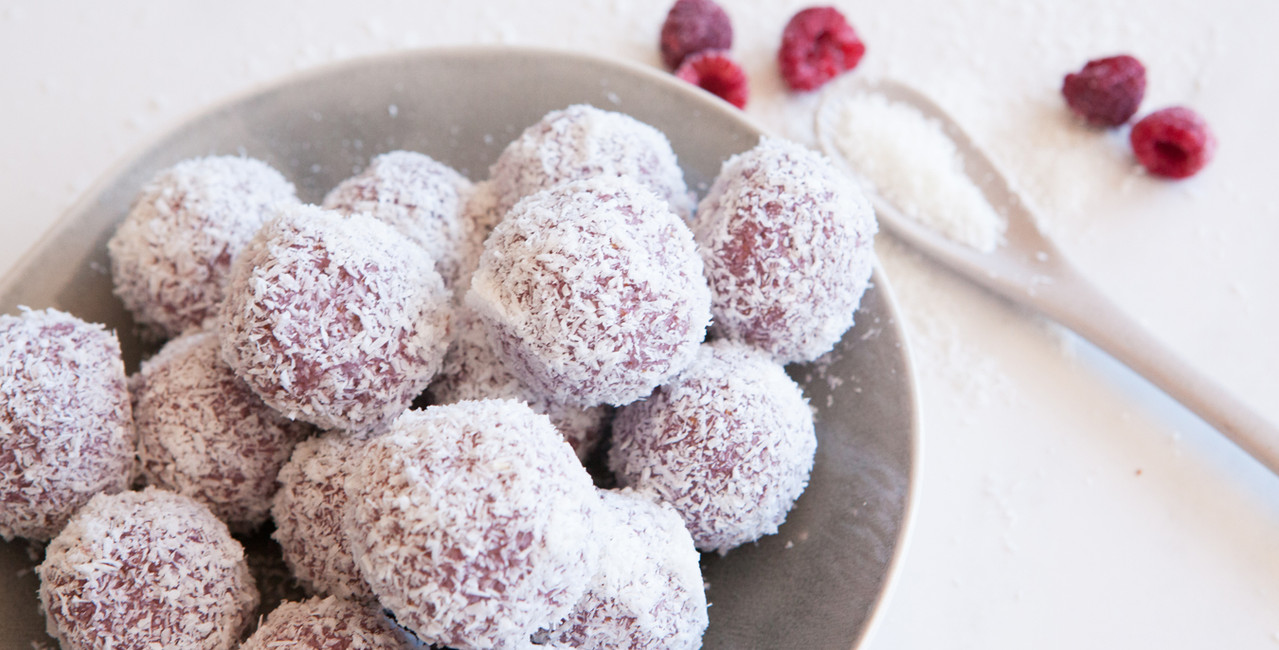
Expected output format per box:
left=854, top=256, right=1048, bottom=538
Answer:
left=1061, top=55, right=1147, bottom=126
left=1130, top=106, right=1216, bottom=179
left=660, top=0, right=733, bottom=70
left=777, top=6, right=865, bottom=92
left=675, top=50, right=749, bottom=109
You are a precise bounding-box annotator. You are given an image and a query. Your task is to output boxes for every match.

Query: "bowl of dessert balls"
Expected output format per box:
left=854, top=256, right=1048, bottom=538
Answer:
left=0, top=47, right=919, bottom=650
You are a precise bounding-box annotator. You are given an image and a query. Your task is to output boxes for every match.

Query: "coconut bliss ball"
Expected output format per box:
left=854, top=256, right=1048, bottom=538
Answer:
left=108, top=156, right=299, bottom=338
left=132, top=330, right=313, bottom=533
left=466, top=176, right=711, bottom=408
left=344, top=400, right=601, bottom=650
left=240, top=596, right=420, bottom=650
left=537, top=488, right=708, bottom=650
left=0, top=308, right=135, bottom=542
left=271, top=430, right=378, bottom=602
left=692, top=137, right=877, bottom=364
left=609, top=340, right=817, bottom=554
left=37, top=487, right=259, bottom=650
left=322, top=150, right=475, bottom=290
left=490, top=103, right=694, bottom=218
left=219, top=203, right=452, bottom=433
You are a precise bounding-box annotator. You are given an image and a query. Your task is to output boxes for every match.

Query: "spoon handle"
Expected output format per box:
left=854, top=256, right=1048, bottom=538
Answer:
left=1029, top=259, right=1279, bottom=475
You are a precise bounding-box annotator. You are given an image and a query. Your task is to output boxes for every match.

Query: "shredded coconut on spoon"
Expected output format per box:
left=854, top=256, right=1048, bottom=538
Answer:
left=834, top=91, right=1005, bottom=252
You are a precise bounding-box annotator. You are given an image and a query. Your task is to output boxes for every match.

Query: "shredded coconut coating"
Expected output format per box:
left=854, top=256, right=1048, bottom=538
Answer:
left=537, top=488, right=708, bottom=650
left=132, top=330, right=313, bottom=533
left=37, top=487, right=259, bottom=650
left=692, top=137, right=878, bottom=364
left=219, top=203, right=453, bottom=433
left=466, top=176, right=711, bottom=408
left=272, top=430, right=377, bottom=602
left=323, top=150, right=475, bottom=290
left=428, top=307, right=609, bottom=462
left=344, top=401, right=602, bottom=650
left=450, top=179, right=505, bottom=295
left=609, top=340, right=817, bottom=554
left=489, top=104, right=694, bottom=218
left=241, top=595, right=422, bottom=650
left=0, top=308, right=135, bottom=542
left=108, top=156, right=299, bottom=339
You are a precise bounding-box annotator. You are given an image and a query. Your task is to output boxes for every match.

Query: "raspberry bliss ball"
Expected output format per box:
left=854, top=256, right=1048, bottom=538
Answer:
left=428, top=308, right=609, bottom=462
left=0, top=308, right=134, bottom=542
left=693, top=137, right=876, bottom=364
left=219, top=204, right=452, bottom=433
left=778, top=6, right=866, bottom=92
left=660, top=0, right=733, bottom=70
left=108, top=156, right=299, bottom=338
left=1061, top=54, right=1147, bottom=127
left=133, top=330, right=313, bottom=533
left=344, top=401, right=601, bottom=650
left=272, top=431, right=377, bottom=602
left=466, top=176, right=711, bottom=408
left=489, top=104, right=694, bottom=218
left=609, top=341, right=816, bottom=554
left=1130, top=106, right=1217, bottom=179
left=538, top=488, right=708, bottom=650
left=37, top=487, right=259, bottom=650
left=322, top=150, right=474, bottom=289
left=241, top=596, right=417, bottom=650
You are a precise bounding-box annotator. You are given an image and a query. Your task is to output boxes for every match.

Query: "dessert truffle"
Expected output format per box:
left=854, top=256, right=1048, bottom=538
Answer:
left=490, top=104, right=694, bottom=217
left=37, top=487, right=258, bottom=650
left=345, top=401, right=600, bottom=650
left=323, top=150, right=474, bottom=289
left=538, top=488, right=708, bottom=649
left=0, top=308, right=134, bottom=541
left=449, top=179, right=505, bottom=293
left=240, top=596, right=418, bottom=650
left=272, top=430, right=376, bottom=602
left=133, top=330, right=312, bottom=533
left=428, top=307, right=609, bottom=462
left=108, top=155, right=298, bottom=338
left=692, top=137, right=876, bottom=363
left=609, top=340, right=816, bottom=553
left=219, top=203, right=452, bottom=433
left=466, top=176, right=711, bottom=407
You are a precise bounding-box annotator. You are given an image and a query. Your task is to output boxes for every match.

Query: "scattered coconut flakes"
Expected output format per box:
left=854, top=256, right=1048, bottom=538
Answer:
left=834, top=91, right=1005, bottom=252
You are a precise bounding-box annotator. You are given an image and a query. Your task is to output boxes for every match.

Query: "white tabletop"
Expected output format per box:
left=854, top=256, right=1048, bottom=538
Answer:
left=3, top=1, right=1278, bottom=647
